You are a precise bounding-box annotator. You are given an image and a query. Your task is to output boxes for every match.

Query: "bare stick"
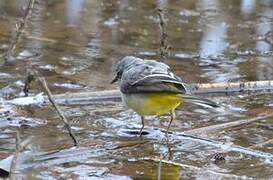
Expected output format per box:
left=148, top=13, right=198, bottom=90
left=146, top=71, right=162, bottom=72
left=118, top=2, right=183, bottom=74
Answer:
left=141, top=157, right=249, bottom=179
left=51, top=80, right=273, bottom=104
left=10, top=132, right=32, bottom=179
left=185, top=112, right=273, bottom=135
left=10, top=80, right=273, bottom=106
left=4, top=0, right=36, bottom=63
left=157, top=8, right=169, bottom=61
left=33, top=71, right=79, bottom=146
left=52, top=90, right=121, bottom=105
left=191, top=80, right=273, bottom=94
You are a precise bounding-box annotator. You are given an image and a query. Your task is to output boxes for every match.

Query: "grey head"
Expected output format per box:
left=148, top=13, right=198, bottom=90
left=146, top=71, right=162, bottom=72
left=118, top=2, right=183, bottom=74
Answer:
left=111, top=56, right=143, bottom=83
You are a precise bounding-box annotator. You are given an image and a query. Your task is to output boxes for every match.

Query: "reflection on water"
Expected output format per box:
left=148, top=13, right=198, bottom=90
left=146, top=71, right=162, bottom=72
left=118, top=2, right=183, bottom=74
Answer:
left=25, top=0, right=44, bottom=57
left=157, top=0, right=168, bottom=10
left=241, top=0, right=256, bottom=17
left=199, top=22, right=228, bottom=59
left=255, top=9, right=272, bottom=53
left=255, top=3, right=273, bottom=80
left=66, top=0, right=85, bottom=26
left=197, top=0, right=236, bottom=82
left=0, top=0, right=272, bottom=179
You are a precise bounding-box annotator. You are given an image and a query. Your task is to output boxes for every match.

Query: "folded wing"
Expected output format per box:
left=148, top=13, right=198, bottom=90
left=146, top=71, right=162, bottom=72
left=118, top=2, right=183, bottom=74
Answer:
left=120, top=63, right=187, bottom=94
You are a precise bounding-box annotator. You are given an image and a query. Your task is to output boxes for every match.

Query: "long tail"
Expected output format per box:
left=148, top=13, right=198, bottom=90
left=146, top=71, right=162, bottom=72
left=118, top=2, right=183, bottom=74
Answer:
left=179, top=94, right=219, bottom=108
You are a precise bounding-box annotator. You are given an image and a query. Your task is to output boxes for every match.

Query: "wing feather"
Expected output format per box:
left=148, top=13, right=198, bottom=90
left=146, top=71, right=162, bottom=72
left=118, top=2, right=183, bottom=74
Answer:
left=120, top=63, right=187, bottom=94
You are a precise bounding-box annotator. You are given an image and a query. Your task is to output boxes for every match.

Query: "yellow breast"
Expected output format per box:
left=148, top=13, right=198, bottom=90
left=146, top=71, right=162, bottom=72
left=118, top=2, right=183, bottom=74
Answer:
left=121, top=92, right=182, bottom=116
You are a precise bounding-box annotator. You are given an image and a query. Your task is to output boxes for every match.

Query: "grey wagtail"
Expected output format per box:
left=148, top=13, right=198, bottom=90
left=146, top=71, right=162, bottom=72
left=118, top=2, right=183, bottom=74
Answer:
left=111, top=56, right=218, bottom=136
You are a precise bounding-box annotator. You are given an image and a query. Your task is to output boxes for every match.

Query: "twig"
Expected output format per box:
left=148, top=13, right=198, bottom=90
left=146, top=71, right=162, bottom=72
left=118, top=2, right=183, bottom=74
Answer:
left=157, top=8, right=170, bottom=61
left=185, top=112, right=273, bottom=135
left=33, top=71, right=79, bottom=147
left=23, top=70, right=36, bottom=96
left=122, top=128, right=273, bottom=161
left=4, top=0, right=36, bottom=63
left=178, top=133, right=273, bottom=161
left=10, top=131, right=32, bottom=179
left=141, top=157, right=250, bottom=179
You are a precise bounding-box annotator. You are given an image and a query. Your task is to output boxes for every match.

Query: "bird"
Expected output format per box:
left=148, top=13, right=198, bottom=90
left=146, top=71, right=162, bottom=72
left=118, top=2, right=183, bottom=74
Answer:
left=111, top=56, right=218, bottom=136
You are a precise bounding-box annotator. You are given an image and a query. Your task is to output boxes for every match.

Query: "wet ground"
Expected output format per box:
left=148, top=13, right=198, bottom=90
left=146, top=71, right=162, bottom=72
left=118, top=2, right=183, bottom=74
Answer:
left=0, top=0, right=272, bottom=179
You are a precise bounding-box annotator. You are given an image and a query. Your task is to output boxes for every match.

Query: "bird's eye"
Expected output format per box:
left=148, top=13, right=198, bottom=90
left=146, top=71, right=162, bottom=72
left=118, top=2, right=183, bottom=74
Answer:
left=117, top=71, right=122, bottom=78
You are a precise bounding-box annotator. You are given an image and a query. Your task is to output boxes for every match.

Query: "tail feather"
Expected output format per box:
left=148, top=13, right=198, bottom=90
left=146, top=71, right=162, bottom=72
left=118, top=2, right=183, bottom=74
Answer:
left=180, top=94, right=219, bottom=108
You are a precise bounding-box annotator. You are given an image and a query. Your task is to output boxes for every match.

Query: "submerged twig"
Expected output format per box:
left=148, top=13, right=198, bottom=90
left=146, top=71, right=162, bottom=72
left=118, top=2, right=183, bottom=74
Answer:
left=157, top=8, right=170, bottom=61
left=250, top=138, right=273, bottom=149
left=10, top=132, right=32, bottom=179
left=122, top=128, right=273, bottom=162
left=3, top=0, right=36, bottom=63
left=33, top=71, right=79, bottom=147
left=185, top=112, right=273, bottom=135
left=141, top=157, right=249, bottom=179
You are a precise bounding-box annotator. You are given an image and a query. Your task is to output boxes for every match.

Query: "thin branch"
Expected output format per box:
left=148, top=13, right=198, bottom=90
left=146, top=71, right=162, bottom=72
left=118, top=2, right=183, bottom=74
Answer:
left=185, top=112, right=273, bottom=135
left=33, top=71, right=79, bottom=147
left=4, top=0, right=36, bottom=63
left=157, top=8, right=170, bottom=61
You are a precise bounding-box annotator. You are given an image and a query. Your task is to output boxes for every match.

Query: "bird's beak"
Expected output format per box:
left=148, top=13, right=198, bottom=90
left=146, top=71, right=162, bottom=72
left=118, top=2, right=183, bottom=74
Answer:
left=111, top=75, right=118, bottom=84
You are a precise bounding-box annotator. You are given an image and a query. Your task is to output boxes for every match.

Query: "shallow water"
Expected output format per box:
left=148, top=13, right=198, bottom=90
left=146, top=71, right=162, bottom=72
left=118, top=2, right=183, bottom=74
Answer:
left=0, top=0, right=272, bottom=179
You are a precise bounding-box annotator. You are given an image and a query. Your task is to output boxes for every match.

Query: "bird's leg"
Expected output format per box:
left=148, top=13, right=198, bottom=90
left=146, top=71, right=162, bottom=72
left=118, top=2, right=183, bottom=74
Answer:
left=166, top=109, right=175, bottom=136
left=139, top=116, right=145, bottom=137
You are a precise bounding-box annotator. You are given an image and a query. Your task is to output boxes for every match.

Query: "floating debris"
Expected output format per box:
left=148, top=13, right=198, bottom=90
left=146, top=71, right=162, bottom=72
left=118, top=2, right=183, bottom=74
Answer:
left=8, top=93, right=45, bottom=106
left=179, top=9, right=200, bottom=17
left=103, top=18, right=118, bottom=27
left=16, top=50, right=37, bottom=60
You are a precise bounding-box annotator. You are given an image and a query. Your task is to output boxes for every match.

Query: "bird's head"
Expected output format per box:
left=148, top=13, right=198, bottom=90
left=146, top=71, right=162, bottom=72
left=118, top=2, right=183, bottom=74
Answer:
left=111, top=56, right=143, bottom=84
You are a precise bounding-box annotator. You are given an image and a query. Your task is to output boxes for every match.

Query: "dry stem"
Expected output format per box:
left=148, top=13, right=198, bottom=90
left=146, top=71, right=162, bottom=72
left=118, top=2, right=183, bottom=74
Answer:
left=33, top=71, right=79, bottom=147
left=4, top=0, right=36, bottom=63
left=157, top=8, right=169, bottom=61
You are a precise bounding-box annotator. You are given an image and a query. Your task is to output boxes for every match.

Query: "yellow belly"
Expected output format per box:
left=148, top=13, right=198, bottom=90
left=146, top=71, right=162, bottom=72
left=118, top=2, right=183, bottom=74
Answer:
left=121, top=92, right=182, bottom=116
